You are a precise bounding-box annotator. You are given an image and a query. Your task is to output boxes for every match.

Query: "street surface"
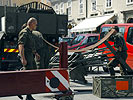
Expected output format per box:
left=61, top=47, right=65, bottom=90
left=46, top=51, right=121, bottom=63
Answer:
left=0, top=67, right=133, bottom=100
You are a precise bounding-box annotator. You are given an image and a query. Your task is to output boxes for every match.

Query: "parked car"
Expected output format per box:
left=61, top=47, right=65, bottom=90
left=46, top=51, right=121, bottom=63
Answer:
left=68, top=34, right=99, bottom=50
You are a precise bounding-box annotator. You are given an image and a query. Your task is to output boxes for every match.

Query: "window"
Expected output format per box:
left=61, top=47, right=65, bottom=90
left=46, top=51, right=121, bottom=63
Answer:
left=67, top=0, right=72, bottom=16
left=79, top=0, right=84, bottom=14
left=60, top=3, right=64, bottom=14
left=71, top=35, right=85, bottom=45
left=127, top=0, right=133, bottom=4
left=119, top=27, right=125, bottom=35
left=91, top=0, right=96, bottom=11
left=88, top=36, right=98, bottom=42
left=0, top=0, right=2, bottom=6
left=13, top=3, right=16, bottom=7
left=101, top=27, right=125, bottom=39
left=106, top=0, right=112, bottom=8
left=81, top=36, right=98, bottom=45
left=81, top=38, right=88, bottom=45
left=41, top=0, right=44, bottom=3
left=9, top=0, right=12, bottom=6
left=127, top=27, right=133, bottom=45
left=55, top=4, right=59, bottom=14
left=6, top=0, right=9, bottom=6
left=102, top=27, right=125, bottom=35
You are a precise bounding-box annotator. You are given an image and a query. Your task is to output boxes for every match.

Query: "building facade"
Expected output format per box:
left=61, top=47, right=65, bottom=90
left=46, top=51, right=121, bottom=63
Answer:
left=0, top=0, right=50, bottom=7
left=50, top=0, right=133, bottom=27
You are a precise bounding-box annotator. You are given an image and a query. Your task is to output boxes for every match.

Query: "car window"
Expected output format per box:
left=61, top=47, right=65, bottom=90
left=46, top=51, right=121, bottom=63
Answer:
left=81, top=36, right=98, bottom=45
left=101, top=27, right=111, bottom=33
left=127, top=27, right=133, bottom=45
left=81, top=38, right=88, bottom=45
left=71, top=35, right=85, bottom=45
left=88, top=36, right=98, bottom=42
left=62, top=38, right=73, bottom=45
left=119, top=27, right=125, bottom=35
left=101, top=26, right=125, bottom=39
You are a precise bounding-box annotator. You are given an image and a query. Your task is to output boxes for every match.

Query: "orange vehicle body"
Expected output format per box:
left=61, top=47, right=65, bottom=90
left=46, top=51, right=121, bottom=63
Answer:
left=99, top=24, right=133, bottom=70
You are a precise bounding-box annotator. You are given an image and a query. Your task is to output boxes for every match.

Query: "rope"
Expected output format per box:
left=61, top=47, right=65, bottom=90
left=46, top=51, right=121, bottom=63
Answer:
left=42, top=37, right=59, bottom=49
left=68, top=29, right=115, bottom=52
left=42, top=29, right=115, bottom=53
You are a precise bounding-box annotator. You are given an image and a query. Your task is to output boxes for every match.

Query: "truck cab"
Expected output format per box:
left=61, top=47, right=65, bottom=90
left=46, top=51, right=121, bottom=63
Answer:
left=99, top=24, right=133, bottom=70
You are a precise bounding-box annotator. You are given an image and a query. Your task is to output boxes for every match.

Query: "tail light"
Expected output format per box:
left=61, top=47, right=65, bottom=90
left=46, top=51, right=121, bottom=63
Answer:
left=2, top=57, right=5, bottom=60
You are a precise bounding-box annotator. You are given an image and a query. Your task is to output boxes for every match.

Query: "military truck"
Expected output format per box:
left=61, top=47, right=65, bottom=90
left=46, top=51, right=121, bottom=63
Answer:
left=0, top=2, right=68, bottom=71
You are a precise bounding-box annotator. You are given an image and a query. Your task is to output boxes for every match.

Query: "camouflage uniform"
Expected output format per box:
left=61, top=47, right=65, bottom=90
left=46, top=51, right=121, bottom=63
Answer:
left=32, top=31, right=50, bottom=69
left=108, top=32, right=128, bottom=75
left=18, top=27, right=37, bottom=70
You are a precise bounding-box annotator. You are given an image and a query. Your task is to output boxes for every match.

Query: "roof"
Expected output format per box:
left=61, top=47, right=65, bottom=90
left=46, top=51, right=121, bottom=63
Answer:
left=101, top=23, right=133, bottom=27
left=71, top=14, right=115, bottom=32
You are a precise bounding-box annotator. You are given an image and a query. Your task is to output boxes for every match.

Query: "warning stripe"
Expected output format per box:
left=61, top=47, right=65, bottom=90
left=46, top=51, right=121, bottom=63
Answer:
left=16, top=50, right=19, bottom=52
left=8, top=49, right=15, bottom=52
left=58, top=70, right=69, bottom=82
left=52, top=71, right=69, bottom=90
left=46, top=71, right=69, bottom=92
left=45, top=85, right=51, bottom=92
left=4, top=49, right=10, bottom=52
left=13, top=49, right=18, bottom=52
left=47, top=71, right=68, bottom=91
left=46, top=77, right=59, bottom=92
left=57, top=80, right=68, bottom=91
left=4, top=49, right=19, bottom=52
left=46, top=71, right=56, bottom=80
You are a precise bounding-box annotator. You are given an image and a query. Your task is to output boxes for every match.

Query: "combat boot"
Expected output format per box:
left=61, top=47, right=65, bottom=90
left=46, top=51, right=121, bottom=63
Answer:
left=108, top=67, right=115, bottom=76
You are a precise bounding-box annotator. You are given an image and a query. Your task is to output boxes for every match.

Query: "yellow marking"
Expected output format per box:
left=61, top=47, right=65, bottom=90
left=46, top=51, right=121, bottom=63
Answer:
left=8, top=49, right=15, bottom=52
left=4, top=49, right=19, bottom=52
left=16, top=50, right=19, bottom=52
left=4, top=49, right=8, bottom=52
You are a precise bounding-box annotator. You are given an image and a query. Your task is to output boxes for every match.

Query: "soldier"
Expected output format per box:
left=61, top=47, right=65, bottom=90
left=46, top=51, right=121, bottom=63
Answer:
left=107, top=26, right=128, bottom=76
left=32, top=31, right=50, bottom=69
left=18, top=17, right=40, bottom=100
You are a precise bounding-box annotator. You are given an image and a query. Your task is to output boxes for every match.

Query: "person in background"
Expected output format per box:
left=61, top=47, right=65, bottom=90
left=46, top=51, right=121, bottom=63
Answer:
left=32, top=31, right=50, bottom=69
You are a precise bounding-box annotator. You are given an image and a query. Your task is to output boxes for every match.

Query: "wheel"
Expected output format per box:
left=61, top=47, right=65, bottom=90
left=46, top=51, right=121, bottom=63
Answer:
left=65, top=96, right=73, bottom=100
left=56, top=96, right=73, bottom=100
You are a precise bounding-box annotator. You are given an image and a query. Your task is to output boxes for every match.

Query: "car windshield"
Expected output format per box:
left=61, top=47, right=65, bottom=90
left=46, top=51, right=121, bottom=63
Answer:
left=100, top=26, right=125, bottom=39
left=62, top=38, right=73, bottom=45
left=81, top=36, right=98, bottom=45
left=71, top=35, right=85, bottom=45
left=63, top=38, right=72, bottom=42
